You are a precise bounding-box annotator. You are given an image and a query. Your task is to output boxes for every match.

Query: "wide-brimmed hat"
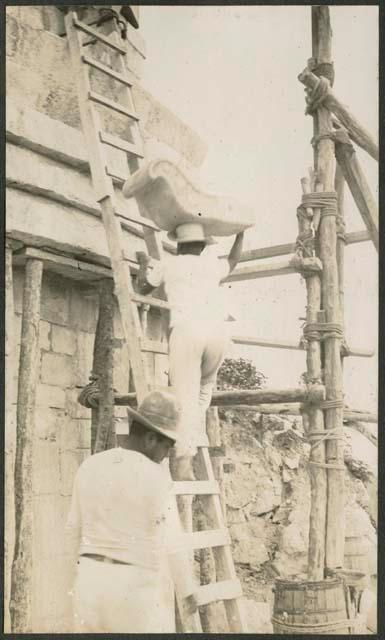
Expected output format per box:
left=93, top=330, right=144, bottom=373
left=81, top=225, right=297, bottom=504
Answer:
left=126, top=389, right=181, bottom=442
left=167, top=222, right=216, bottom=245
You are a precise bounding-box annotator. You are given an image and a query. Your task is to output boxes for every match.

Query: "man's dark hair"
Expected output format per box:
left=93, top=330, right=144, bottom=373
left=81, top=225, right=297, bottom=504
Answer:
left=177, top=241, right=206, bottom=255
left=129, top=420, right=174, bottom=446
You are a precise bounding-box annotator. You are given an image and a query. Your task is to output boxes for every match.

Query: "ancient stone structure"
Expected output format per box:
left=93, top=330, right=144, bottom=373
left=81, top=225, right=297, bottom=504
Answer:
left=6, top=6, right=206, bottom=632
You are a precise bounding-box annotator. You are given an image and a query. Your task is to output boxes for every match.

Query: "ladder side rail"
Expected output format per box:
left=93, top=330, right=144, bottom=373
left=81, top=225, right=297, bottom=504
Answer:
left=108, top=27, right=165, bottom=262
left=65, top=11, right=149, bottom=400
left=199, top=448, right=248, bottom=632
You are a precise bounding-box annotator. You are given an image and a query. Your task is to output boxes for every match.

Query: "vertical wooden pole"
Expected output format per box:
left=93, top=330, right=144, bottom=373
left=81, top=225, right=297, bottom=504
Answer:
left=312, top=6, right=345, bottom=570
left=335, top=165, right=345, bottom=328
left=5, top=241, right=16, bottom=632
left=93, top=280, right=116, bottom=454
left=10, top=258, right=43, bottom=633
left=298, top=181, right=326, bottom=581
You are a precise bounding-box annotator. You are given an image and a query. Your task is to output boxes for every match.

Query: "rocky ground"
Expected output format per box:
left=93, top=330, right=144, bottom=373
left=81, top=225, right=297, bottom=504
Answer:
left=217, top=409, right=377, bottom=633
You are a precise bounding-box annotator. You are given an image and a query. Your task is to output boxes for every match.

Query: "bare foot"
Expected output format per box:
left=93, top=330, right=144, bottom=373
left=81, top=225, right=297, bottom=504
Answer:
left=175, top=456, right=196, bottom=481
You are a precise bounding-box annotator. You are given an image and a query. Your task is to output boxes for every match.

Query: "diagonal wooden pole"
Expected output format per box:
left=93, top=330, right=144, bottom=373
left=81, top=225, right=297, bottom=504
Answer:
left=335, top=137, right=378, bottom=251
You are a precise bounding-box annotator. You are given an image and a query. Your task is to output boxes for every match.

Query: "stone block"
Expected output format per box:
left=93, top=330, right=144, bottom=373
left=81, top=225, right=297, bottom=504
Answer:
left=32, top=494, right=74, bottom=630
left=115, top=406, right=129, bottom=419
left=113, top=344, right=131, bottom=395
left=33, top=439, right=60, bottom=495
left=51, top=325, right=76, bottom=355
left=40, top=6, right=65, bottom=35
left=65, top=388, right=91, bottom=420
left=41, top=272, right=71, bottom=325
left=6, top=6, right=46, bottom=31
left=59, top=418, right=91, bottom=452
left=36, top=383, right=66, bottom=409
left=34, top=406, right=63, bottom=441
left=41, top=352, right=74, bottom=388
left=73, top=331, right=95, bottom=386
left=39, top=320, right=51, bottom=351
left=6, top=185, right=147, bottom=268
left=69, top=286, right=98, bottom=333
left=115, top=416, right=129, bottom=435
left=59, top=448, right=88, bottom=496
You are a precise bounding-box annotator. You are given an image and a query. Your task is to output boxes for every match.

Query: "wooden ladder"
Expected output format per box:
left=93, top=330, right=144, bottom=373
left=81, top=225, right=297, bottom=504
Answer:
left=64, top=10, right=247, bottom=633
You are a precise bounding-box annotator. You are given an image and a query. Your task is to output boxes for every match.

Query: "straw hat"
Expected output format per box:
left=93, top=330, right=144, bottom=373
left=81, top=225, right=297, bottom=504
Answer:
left=126, top=389, right=181, bottom=442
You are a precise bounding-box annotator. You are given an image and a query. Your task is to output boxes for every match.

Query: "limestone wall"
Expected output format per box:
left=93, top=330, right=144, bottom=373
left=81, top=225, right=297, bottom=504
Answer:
left=5, top=5, right=205, bottom=632
left=7, top=266, right=169, bottom=632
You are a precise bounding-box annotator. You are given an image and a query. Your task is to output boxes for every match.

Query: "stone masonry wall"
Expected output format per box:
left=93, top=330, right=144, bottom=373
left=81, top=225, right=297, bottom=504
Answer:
left=8, top=267, right=161, bottom=631
left=6, top=5, right=208, bottom=632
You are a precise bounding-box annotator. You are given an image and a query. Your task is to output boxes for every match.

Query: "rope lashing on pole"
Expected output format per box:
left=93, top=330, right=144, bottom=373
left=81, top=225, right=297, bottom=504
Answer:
left=295, top=227, right=314, bottom=258
left=304, top=76, right=331, bottom=114
left=307, top=428, right=345, bottom=451
left=307, top=57, right=335, bottom=86
left=78, top=375, right=102, bottom=408
left=319, top=399, right=345, bottom=410
left=295, top=190, right=338, bottom=248
left=302, top=321, right=344, bottom=342
left=301, top=191, right=338, bottom=218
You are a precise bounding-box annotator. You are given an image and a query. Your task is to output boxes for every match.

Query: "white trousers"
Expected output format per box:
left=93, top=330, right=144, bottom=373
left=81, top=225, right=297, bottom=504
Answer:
left=169, top=321, right=231, bottom=457
left=72, top=557, right=175, bottom=633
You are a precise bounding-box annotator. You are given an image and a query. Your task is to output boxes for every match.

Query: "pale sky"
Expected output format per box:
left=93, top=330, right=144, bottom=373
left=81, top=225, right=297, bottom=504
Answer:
left=139, top=6, right=378, bottom=413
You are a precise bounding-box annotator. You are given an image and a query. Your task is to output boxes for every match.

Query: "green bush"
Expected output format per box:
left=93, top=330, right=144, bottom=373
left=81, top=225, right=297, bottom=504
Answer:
left=217, top=357, right=267, bottom=391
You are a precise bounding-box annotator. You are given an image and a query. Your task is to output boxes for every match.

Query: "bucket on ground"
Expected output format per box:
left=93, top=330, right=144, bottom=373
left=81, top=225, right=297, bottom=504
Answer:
left=271, top=577, right=355, bottom=634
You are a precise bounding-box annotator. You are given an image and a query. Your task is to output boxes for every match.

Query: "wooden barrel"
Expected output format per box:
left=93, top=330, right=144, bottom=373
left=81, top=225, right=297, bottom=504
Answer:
left=271, top=577, right=354, bottom=634
left=344, top=535, right=370, bottom=574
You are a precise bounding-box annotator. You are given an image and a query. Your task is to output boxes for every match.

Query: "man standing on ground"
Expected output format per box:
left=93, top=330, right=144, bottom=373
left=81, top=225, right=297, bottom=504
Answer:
left=66, top=389, right=197, bottom=633
left=138, top=223, right=244, bottom=480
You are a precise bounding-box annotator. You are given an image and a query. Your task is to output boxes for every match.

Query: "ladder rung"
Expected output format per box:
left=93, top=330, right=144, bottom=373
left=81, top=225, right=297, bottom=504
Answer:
left=185, top=529, right=231, bottom=550
left=100, top=131, right=144, bottom=158
left=132, top=293, right=171, bottom=311
left=172, top=480, right=220, bottom=496
left=115, top=210, right=160, bottom=232
left=73, top=15, right=127, bottom=54
left=196, top=579, right=243, bottom=607
left=88, top=91, right=139, bottom=120
left=82, top=54, right=134, bottom=86
left=140, top=338, right=168, bottom=355
left=105, top=167, right=127, bottom=184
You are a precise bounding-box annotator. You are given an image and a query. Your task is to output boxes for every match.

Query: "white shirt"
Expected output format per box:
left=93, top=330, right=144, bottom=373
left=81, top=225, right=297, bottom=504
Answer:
left=66, top=448, right=186, bottom=572
left=148, top=248, right=230, bottom=328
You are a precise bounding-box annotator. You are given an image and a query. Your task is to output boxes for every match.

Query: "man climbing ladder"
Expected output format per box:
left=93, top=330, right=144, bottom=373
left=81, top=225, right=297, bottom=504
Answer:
left=138, top=223, right=244, bottom=480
